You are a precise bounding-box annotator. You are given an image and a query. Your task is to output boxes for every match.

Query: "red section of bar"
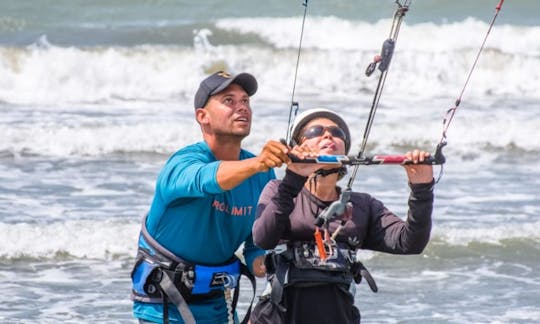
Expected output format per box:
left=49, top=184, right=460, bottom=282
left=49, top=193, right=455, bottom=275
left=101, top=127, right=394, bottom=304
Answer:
left=372, top=155, right=408, bottom=164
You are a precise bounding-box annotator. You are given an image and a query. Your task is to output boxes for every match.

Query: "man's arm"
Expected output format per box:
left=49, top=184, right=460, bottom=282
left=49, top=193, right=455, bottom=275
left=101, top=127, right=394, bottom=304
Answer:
left=216, top=140, right=290, bottom=190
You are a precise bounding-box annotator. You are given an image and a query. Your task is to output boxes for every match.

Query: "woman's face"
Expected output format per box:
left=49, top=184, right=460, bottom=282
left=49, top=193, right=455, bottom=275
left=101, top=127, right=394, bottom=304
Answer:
left=299, top=117, right=347, bottom=155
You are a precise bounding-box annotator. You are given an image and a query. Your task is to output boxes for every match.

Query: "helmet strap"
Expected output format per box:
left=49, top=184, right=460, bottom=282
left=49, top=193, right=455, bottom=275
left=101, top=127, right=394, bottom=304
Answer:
left=314, top=167, right=347, bottom=179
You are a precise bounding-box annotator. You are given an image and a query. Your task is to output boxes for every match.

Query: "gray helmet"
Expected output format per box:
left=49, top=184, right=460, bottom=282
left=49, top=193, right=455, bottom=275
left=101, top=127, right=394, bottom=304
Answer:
left=290, top=108, right=351, bottom=154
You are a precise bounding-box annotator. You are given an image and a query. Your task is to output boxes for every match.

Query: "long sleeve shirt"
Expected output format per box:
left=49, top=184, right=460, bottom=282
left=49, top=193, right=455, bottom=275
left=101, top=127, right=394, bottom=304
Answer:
left=135, top=141, right=274, bottom=324
left=253, top=169, right=434, bottom=254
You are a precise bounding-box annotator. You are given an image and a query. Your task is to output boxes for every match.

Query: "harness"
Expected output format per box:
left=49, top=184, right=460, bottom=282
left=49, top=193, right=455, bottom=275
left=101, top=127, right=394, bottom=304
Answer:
left=131, top=215, right=256, bottom=324
left=261, top=242, right=378, bottom=313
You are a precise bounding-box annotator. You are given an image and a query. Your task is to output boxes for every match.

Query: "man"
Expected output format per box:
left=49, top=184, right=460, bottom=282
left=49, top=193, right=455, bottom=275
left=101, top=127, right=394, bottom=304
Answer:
left=131, top=71, right=291, bottom=324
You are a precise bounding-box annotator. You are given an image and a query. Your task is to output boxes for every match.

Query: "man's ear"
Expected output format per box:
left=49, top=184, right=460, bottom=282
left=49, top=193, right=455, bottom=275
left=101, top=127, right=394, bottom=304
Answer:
left=195, top=108, right=208, bottom=125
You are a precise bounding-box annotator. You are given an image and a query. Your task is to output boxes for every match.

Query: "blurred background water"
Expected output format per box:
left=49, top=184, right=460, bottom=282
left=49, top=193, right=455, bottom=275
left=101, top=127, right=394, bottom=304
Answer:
left=1, top=1, right=539, bottom=323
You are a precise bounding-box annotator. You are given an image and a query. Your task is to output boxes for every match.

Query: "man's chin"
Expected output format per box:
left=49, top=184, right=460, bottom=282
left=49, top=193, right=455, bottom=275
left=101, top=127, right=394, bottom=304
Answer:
left=234, top=128, right=250, bottom=137
left=232, top=131, right=250, bottom=140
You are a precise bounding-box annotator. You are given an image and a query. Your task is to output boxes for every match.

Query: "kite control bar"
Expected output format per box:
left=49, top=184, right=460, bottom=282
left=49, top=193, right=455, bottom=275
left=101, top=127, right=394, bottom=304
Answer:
left=288, top=142, right=446, bottom=166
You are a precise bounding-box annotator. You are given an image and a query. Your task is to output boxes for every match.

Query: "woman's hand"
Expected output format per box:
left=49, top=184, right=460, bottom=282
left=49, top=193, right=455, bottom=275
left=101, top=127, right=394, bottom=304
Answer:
left=286, top=143, right=340, bottom=177
left=403, top=149, right=434, bottom=184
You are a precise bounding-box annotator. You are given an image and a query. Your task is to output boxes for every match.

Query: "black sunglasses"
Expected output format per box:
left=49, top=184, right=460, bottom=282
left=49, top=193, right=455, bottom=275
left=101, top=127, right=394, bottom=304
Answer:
left=302, top=125, right=346, bottom=141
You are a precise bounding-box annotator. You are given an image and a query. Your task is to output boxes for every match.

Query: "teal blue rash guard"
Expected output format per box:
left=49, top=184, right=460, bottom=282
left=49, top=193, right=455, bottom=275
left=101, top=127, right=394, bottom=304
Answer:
left=133, top=141, right=274, bottom=324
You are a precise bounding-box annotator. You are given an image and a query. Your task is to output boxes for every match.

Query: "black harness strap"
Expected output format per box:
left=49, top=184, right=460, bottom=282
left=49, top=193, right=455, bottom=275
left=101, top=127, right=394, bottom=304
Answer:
left=236, top=264, right=257, bottom=324
left=153, top=265, right=256, bottom=324
left=155, top=268, right=196, bottom=324
left=263, top=249, right=292, bottom=312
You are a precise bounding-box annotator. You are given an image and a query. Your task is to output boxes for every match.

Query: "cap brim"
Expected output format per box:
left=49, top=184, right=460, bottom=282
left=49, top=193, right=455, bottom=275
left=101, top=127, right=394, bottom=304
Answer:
left=210, top=73, right=258, bottom=97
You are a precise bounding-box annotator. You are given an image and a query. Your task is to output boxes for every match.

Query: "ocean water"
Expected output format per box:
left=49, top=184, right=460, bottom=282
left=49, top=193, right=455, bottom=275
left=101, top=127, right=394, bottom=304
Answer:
left=1, top=0, right=539, bottom=323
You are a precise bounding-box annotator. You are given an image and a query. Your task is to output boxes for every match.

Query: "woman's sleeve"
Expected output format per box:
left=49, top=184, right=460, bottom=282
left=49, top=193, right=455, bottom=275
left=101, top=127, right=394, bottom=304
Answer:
left=252, top=169, right=307, bottom=249
left=363, top=180, right=434, bottom=254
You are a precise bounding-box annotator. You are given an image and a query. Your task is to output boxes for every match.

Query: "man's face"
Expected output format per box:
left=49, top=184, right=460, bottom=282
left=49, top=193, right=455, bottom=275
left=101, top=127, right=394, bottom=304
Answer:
left=200, top=83, right=252, bottom=139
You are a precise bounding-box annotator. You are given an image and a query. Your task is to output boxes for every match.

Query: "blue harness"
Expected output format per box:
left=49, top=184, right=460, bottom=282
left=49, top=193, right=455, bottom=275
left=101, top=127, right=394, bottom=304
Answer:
left=130, top=215, right=256, bottom=324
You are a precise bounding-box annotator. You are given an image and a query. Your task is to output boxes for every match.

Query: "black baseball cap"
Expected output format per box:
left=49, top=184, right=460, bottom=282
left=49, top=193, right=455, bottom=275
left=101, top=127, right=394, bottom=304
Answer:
left=194, top=71, right=258, bottom=109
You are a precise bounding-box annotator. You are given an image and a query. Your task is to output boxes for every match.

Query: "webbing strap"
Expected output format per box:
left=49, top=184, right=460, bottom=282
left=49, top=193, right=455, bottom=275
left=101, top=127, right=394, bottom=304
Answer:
left=237, top=264, right=257, bottom=324
left=157, top=270, right=196, bottom=324
left=156, top=265, right=256, bottom=324
left=268, top=254, right=289, bottom=313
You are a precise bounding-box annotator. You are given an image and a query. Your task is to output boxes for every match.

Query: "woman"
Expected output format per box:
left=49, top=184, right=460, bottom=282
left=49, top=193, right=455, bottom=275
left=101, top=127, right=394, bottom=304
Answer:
left=251, top=108, right=434, bottom=323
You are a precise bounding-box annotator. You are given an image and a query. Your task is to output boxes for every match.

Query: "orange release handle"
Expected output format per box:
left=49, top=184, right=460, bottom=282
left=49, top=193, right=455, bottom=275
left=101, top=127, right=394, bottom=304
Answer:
left=314, top=228, right=327, bottom=260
